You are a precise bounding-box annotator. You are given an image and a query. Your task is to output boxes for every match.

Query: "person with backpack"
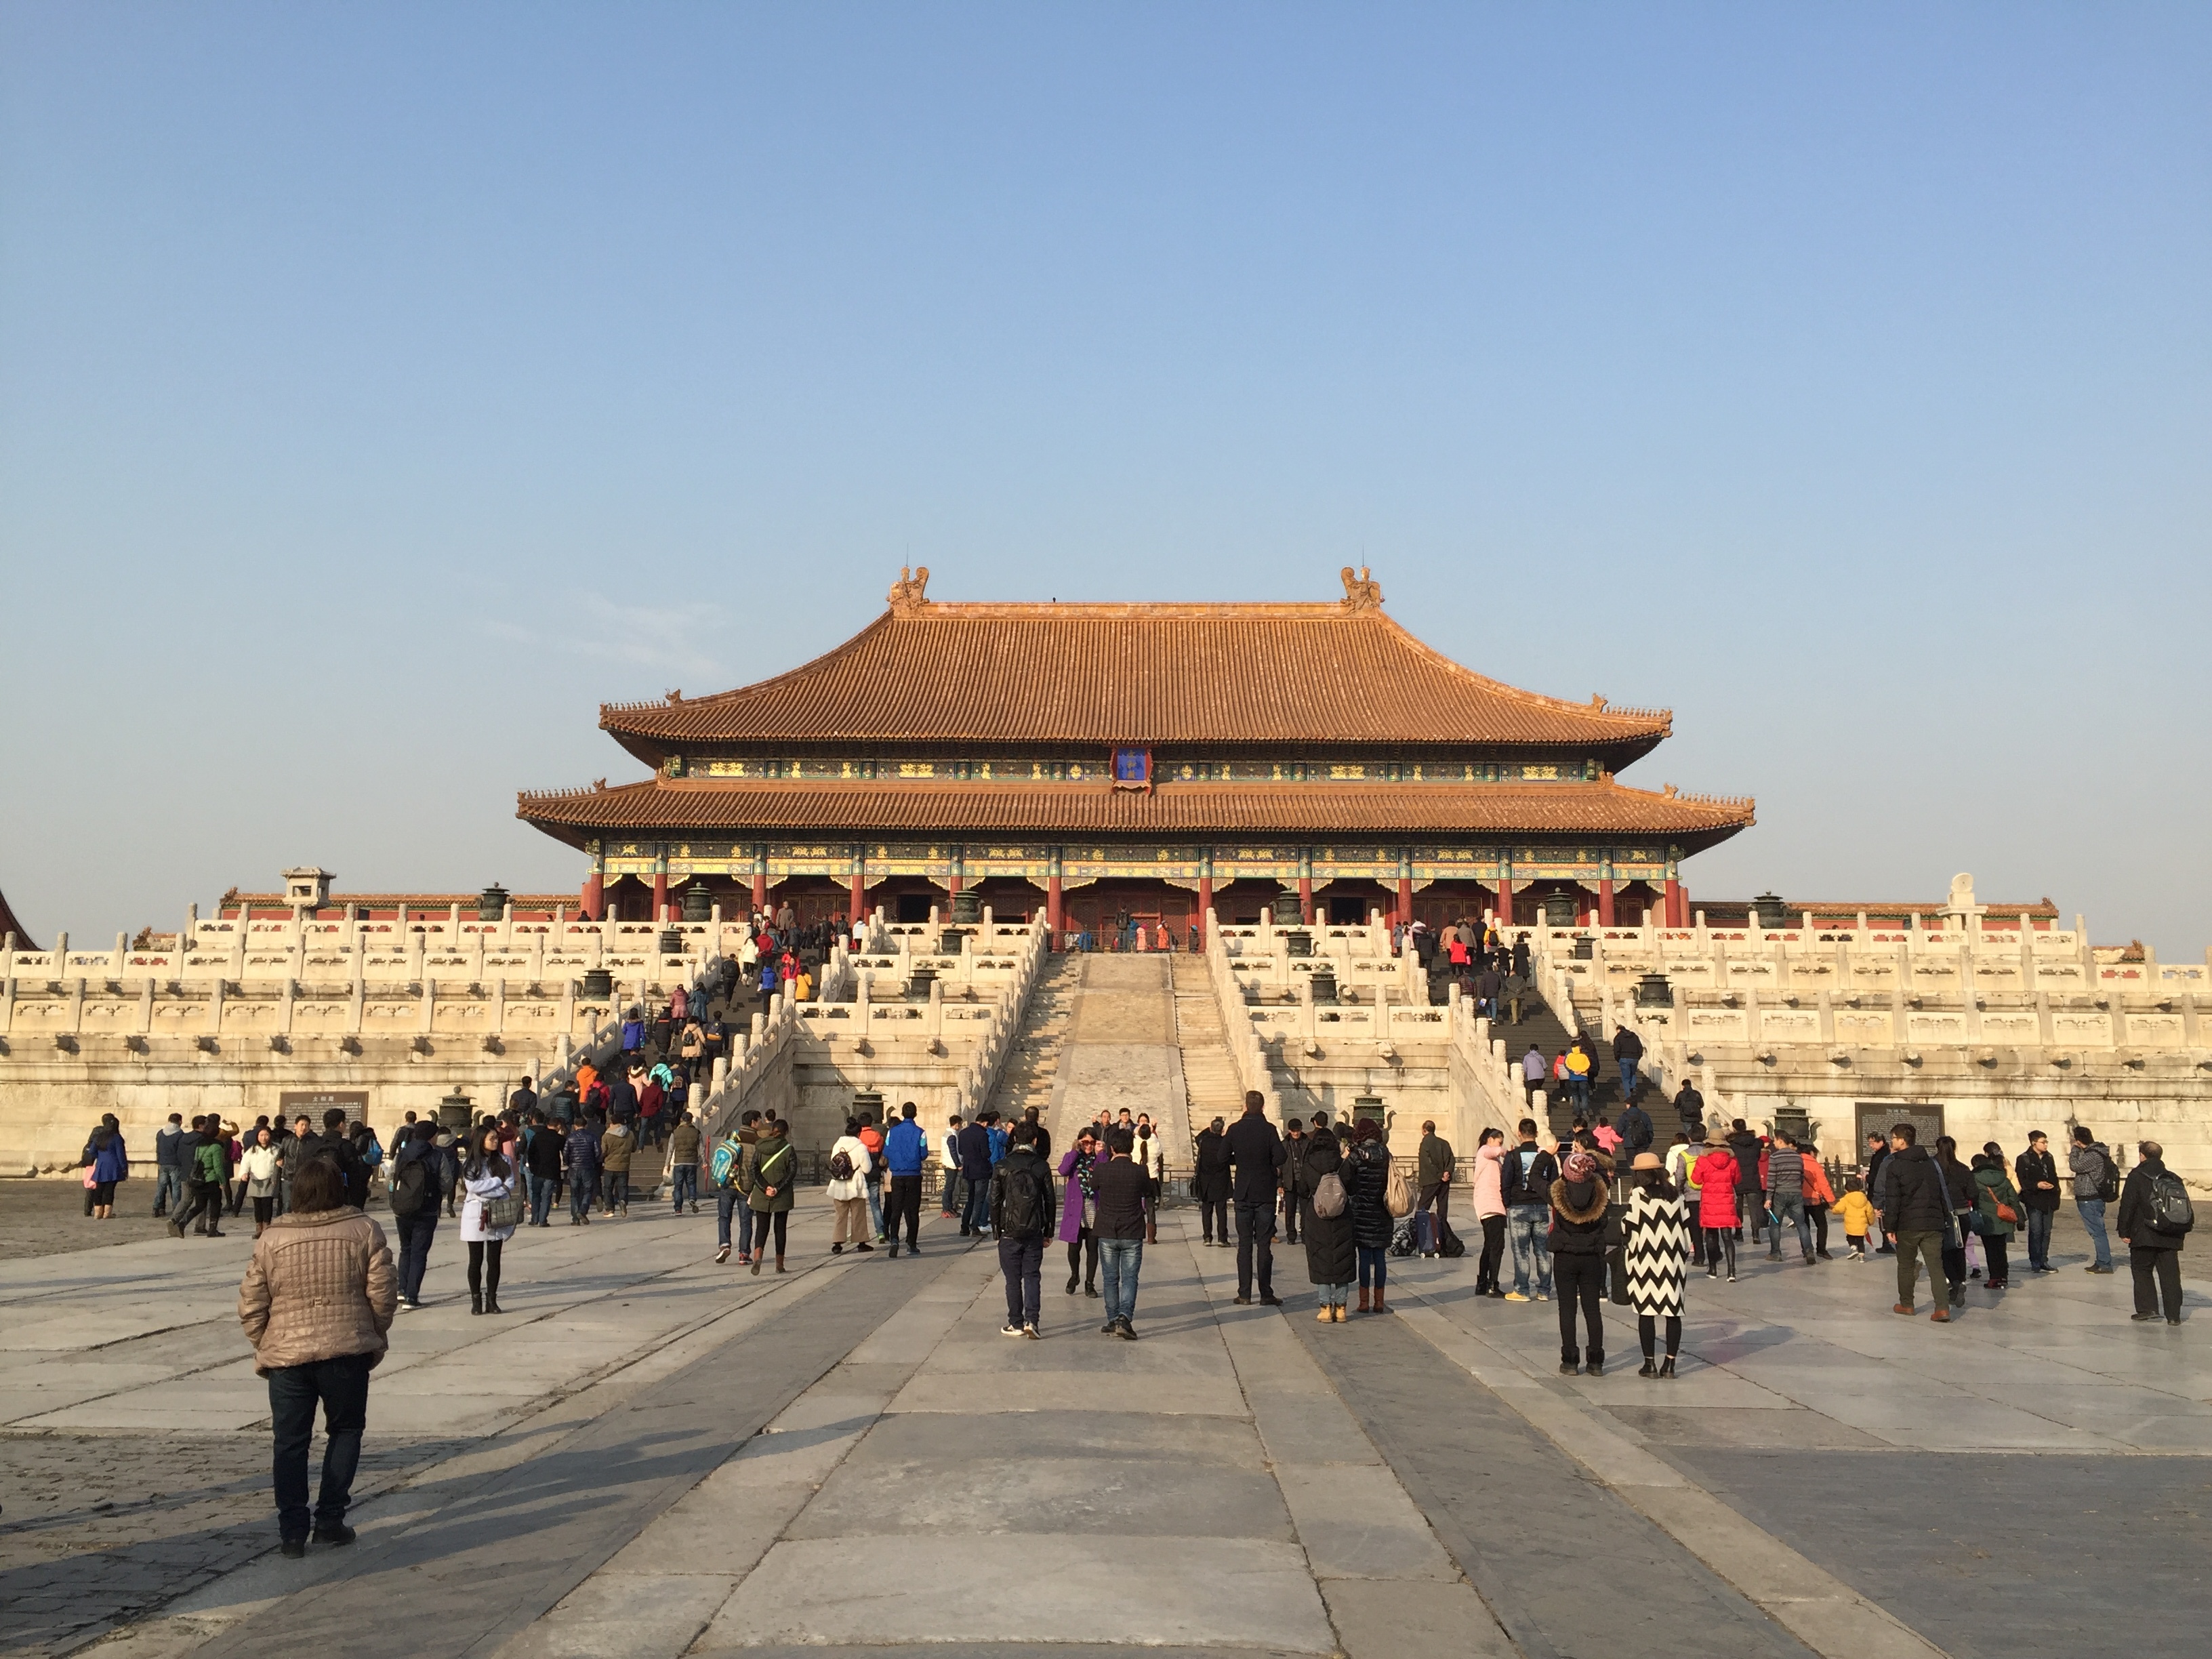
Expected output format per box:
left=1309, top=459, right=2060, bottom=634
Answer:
left=1278, top=1119, right=1309, bottom=1244
left=2118, top=1138, right=2191, bottom=1324
left=991, top=1120, right=1054, bottom=1338
left=171, top=1115, right=232, bottom=1240
left=745, top=1117, right=796, bottom=1275
left=825, top=1118, right=875, bottom=1254
left=1612, top=1025, right=1645, bottom=1102
left=598, top=1115, right=637, bottom=1216
left=1502, top=1119, right=1559, bottom=1303
left=1616, top=1092, right=1654, bottom=1161
left=1295, top=1120, right=1355, bottom=1322
left=388, top=1126, right=445, bottom=1310
left=349, top=1119, right=384, bottom=1207
left=882, top=1101, right=926, bottom=1258
left=1414, top=1120, right=1457, bottom=1258
left=855, top=1112, right=888, bottom=1242
left=713, top=1109, right=761, bottom=1265
left=2068, top=1124, right=2119, bottom=1273
left=1521, top=1043, right=1546, bottom=1106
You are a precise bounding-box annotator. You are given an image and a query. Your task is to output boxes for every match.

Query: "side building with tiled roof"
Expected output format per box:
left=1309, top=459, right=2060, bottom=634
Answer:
left=518, top=567, right=1754, bottom=939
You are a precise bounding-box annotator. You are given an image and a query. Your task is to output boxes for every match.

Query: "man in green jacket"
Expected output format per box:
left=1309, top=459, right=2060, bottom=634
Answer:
left=667, top=1113, right=703, bottom=1214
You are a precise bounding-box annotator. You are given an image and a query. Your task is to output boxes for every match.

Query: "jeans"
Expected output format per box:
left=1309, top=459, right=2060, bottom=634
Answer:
left=603, top=1170, right=630, bottom=1212
left=1556, top=1252, right=1605, bottom=1364
left=267, top=1351, right=372, bottom=1541
left=941, top=1170, right=965, bottom=1218
left=569, top=1170, right=598, bottom=1221
left=2076, top=1197, right=2113, bottom=1269
left=1619, top=1059, right=1640, bottom=1099
left=151, top=1166, right=186, bottom=1216
left=962, top=1172, right=993, bottom=1233
left=2131, top=1246, right=2183, bottom=1320
left=716, top=1186, right=746, bottom=1249
left=1768, top=1195, right=1811, bottom=1258
left=1357, top=1243, right=1389, bottom=1291
left=865, top=1181, right=885, bottom=1240
left=886, top=1174, right=922, bottom=1248
left=998, top=1234, right=1043, bottom=1326
left=1099, top=1237, right=1143, bottom=1324
left=2025, top=1205, right=2054, bottom=1269
left=670, top=1164, right=698, bottom=1210
left=1475, top=1214, right=1507, bottom=1292
left=1235, top=1200, right=1275, bottom=1296
left=1507, top=1207, right=1553, bottom=1296
left=527, top=1172, right=556, bottom=1227
left=395, top=1212, right=437, bottom=1303
left=1894, top=1228, right=1948, bottom=1309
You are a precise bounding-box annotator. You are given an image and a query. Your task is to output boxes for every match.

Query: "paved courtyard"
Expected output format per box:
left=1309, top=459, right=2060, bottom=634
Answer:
left=2, top=1183, right=2206, bottom=1659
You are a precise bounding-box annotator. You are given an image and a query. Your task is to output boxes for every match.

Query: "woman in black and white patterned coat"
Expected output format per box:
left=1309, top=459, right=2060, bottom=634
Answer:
left=1623, top=1151, right=1692, bottom=1378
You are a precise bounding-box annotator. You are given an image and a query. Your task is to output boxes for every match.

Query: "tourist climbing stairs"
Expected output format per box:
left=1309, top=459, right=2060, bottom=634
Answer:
left=1170, top=955, right=1240, bottom=1150
left=1511, top=985, right=1630, bottom=1143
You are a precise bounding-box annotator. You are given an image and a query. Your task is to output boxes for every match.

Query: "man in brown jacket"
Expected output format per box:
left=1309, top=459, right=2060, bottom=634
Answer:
left=238, top=1158, right=398, bottom=1556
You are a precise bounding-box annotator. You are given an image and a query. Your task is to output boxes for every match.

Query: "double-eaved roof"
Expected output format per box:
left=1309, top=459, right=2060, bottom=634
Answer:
left=519, top=569, right=1753, bottom=853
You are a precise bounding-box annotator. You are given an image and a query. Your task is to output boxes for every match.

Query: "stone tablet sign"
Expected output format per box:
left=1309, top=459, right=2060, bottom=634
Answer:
left=1857, top=1101, right=1942, bottom=1151
left=281, top=1089, right=369, bottom=1122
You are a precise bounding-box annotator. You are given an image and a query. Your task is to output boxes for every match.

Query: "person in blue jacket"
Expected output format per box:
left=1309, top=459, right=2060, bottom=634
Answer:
left=882, top=1101, right=928, bottom=1258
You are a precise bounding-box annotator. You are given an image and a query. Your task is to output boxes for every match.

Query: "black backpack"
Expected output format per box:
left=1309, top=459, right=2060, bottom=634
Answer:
left=827, top=1149, right=855, bottom=1182
left=2148, top=1172, right=2195, bottom=1235
left=390, top=1155, right=432, bottom=1218
left=2093, top=1149, right=2121, bottom=1204
left=999, top=1160, right=1049, bottom=1236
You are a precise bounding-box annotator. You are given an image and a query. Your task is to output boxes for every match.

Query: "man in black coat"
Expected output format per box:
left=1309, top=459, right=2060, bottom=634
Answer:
left=2013, top=1131, right=2063, bottom=1273
left=1879, top=1123, right=1954, bottom=1321
left=1725, top=1120, right=1765, bottom=1243
left=1225, top=1093, right=1284, bottom=1305
left=1279, top=1120, right=1309, bottom=1244
left=2117, top=1139, right=2189, bottom=1324
left=1193, top=1117, right=1232, bottom=1246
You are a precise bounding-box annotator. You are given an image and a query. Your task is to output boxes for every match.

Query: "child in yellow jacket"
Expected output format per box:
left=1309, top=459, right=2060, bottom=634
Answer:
left=1833, top=1186, right=1876, bottom=1261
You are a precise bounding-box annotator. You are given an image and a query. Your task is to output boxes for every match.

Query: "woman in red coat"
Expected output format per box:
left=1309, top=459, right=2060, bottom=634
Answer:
left=1692, top=1144, right=1740, bottom=1282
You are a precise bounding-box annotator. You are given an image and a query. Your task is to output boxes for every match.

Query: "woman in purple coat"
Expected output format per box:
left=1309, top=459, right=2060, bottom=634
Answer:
left=1058, top=1129, right=1101, bottom=1299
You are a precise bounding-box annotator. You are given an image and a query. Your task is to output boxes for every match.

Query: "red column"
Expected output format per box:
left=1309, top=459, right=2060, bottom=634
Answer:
left=1677, top=883, right=1690, bottom=928
left=1496, top=878, right=1513, bottom=926
left=1598, top=878, right=1615, bottom=926
left=1298, top=849, right=1314, bottom=924
left=1664, top=875, right=1683, bottom=928
left=582, top=861, right=604, bottom=922
left=652, top=865, right=669, bottom=922
left=1197, top=873, right=1212, bottom=945
left=1047, top=873, right=1064, bottom=945
left=1397, top=876, right=1413, bottom=928
left=851, top=851, right=867, bottom=930
left=750, top=849, right=767, bottom=918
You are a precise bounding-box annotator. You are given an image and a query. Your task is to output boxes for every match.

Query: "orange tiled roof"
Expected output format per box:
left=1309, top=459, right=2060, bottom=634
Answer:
left=517, top=777, right=1753, bottom=850
left=598, top=571, right=1671, bottom=762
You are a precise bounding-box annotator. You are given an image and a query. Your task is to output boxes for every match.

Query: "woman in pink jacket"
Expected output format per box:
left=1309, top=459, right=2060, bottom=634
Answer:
left=1472, top=1128, right=1509, bottom=1298
left=1692, top=1144, right=1740, bottom=1282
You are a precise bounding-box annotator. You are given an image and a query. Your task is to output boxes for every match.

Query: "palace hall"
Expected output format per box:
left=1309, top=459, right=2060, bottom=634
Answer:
left=516, top=568, right=1755, bottom=940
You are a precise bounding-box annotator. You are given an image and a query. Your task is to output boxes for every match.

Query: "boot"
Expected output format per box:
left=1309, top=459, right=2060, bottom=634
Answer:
left=1356, top=1287, right=1371, bottom=1314
left=1658, top=1355, right=1677, bottom=1378
left=485, top=1294, right=502, bottom=1315
left=253, top=1223, right=265, bottom=1238
left=1372, top=1287, right=1387, bottom=1315
left=775, top=1256, right=787, bottom=1273
left=470, top=1290, right=484, bottom=1315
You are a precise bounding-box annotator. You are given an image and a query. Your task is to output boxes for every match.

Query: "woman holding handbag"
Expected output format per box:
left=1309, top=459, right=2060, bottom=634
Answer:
left=461, top=1124, right=520, bottom=1315
left=1971, top=1147, right=2022, bottom=1290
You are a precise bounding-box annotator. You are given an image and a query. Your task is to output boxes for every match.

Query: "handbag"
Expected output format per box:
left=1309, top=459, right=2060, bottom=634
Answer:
left=1384, top=1160, right=1415, bottom=1219
left=479, top=1182, right=525, bottom=1231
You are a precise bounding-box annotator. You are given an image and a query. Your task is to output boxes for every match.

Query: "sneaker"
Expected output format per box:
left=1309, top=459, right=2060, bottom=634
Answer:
left=888, top=1245, right=900, bottom=1259
left=2131, top=1313, right=2160, bottom=1322
left=1727, top=1274, right=1737, bottom=1284
left=1022, top=1323, right=1040, bottom=1340
left=855, top=1242, right=874, bottom=1253
left=715, top=1245, right=731, bottom=1264
left=1115, top=1320, right=1138, bottom=1340
left=280, top=1538, right=307, bottom=1559
left=311, top=1523, right=356, bottom=1547
left=396, top=1298, right=416, bottom=1313
left=1504, top=1291, right=1530, bottom=1303
left=1001, top=1322, right=1023, bottom=1337
left=1534, top=1292, right=1551, bottom=1301
left=832, top=1243, right=844, bottom=1254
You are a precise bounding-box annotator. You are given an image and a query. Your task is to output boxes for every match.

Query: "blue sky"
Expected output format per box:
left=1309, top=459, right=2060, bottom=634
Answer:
left=3, top=3, right=2207, bottom=951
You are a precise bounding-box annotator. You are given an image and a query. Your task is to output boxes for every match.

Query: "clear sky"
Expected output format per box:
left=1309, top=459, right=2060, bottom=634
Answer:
left=3, top=3, right=2206, bottom=952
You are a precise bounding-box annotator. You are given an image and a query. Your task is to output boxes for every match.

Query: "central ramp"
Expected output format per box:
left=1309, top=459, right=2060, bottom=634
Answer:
left=1042, top=954, right=1188, bottom=1156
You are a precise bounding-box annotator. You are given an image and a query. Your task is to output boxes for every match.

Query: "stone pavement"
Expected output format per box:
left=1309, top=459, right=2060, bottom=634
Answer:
left=1043, top=956, right=1191, bottom=1154
left=10, top=1189, right=2211, bottom=1659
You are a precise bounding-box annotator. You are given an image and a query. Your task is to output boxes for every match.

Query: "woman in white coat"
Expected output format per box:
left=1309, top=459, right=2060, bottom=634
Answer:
left=825, top=1118, right=874, bottom=1254
left=460, top=1124, right=519, bottom=1316
left=241, top=1126, right=283, bottom=1237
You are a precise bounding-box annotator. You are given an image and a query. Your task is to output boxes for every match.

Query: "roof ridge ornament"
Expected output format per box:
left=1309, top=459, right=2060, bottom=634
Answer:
left=888, top=565, right=931, bottom=614
left=1338, top=565, right=1383, bottom=611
